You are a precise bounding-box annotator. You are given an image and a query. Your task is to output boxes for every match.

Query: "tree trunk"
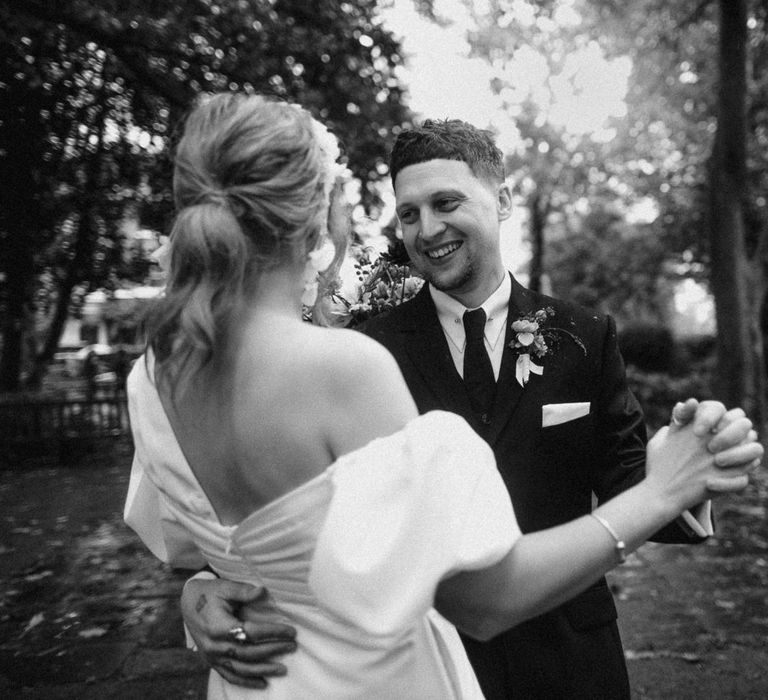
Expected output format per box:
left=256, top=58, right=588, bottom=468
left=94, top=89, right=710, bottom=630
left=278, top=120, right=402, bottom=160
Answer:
left=708, top=0, right=765, bottom=423
left=0, top=252, right=34, bottom=392
left=26, top=214, right=97, bottom=388
left=0, top=92, right=44, bottom=392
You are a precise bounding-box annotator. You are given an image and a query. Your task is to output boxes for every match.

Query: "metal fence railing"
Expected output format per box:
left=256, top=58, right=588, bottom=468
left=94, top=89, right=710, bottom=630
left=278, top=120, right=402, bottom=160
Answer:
left=0, top=396, right=131, bottom=466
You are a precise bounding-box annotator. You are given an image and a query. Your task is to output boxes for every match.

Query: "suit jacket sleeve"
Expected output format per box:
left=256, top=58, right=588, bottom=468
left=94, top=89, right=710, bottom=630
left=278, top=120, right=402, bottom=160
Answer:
left=591, top=315, right=706, bottom=544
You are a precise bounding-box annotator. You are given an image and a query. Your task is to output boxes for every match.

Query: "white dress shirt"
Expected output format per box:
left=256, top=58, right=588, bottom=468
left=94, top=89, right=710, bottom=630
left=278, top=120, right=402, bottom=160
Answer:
left=430, top=274, right=511, bottom=381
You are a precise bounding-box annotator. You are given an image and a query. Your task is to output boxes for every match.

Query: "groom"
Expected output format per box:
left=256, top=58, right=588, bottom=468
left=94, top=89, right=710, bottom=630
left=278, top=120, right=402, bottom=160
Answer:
left=180, top=119, right=711, bottom=698
left=362, top=118, right=714, bottom=698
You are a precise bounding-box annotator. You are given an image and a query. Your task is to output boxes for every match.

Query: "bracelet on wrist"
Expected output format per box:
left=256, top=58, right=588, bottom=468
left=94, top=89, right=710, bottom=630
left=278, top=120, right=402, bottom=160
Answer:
left=590, top=513, right=627, bottom=564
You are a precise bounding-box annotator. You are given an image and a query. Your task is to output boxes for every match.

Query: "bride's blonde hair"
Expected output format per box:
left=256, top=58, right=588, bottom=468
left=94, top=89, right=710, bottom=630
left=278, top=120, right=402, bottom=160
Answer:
left=145, top=92, right=347, bottom=386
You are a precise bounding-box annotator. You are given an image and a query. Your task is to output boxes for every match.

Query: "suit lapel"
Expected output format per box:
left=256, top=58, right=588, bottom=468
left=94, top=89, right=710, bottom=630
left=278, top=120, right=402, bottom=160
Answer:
left=399, top=287, right=474, bottom=417
left=487, top=275, right=542, bottom=445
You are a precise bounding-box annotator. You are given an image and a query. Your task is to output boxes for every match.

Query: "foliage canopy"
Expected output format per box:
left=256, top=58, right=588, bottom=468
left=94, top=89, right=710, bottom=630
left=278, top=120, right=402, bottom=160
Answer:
left=0, top=0, right=413, bottom=390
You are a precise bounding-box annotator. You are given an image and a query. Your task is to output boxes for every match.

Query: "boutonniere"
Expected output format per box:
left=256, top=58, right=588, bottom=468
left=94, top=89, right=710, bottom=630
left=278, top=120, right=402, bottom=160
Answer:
left=509, top=306, right=586, bottom=387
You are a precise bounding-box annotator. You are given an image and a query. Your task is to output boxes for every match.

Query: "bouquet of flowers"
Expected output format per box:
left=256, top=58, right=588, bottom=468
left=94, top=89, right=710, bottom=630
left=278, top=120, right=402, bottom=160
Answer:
left=326, top=239, right=424, bottom=328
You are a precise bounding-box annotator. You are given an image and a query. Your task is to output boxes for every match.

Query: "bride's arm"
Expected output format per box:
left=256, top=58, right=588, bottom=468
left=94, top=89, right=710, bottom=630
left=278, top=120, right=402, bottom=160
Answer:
left=435, top=404, right=761, bottom=641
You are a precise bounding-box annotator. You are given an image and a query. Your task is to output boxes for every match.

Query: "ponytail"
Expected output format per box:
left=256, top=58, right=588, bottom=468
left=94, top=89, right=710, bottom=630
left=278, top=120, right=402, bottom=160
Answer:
left=145, top=199, right=251, bottom=390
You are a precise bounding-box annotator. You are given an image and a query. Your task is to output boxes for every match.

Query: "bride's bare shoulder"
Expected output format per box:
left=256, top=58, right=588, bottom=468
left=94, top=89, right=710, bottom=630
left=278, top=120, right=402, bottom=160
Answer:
left=306, top=325, right=417, bottom=417
left=235, top=324, right=418, bottom=455
left=296, top=325, right=380, bottom=377
left=311, top=325, right=395, bottom=364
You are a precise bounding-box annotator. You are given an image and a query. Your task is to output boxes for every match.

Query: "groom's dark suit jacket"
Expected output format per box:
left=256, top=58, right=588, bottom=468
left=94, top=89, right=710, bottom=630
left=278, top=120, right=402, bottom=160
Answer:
left=363, top=274, right=701, bottom=700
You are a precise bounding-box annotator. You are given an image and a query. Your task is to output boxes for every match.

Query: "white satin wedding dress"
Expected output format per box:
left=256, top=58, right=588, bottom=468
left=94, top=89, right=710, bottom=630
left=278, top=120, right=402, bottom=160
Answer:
left=125, top=357, right=520, bottom=699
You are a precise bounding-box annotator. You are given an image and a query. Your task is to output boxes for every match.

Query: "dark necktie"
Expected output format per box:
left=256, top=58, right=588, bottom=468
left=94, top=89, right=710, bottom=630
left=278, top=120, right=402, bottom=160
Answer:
left=463, top=308, right=496, bottom=421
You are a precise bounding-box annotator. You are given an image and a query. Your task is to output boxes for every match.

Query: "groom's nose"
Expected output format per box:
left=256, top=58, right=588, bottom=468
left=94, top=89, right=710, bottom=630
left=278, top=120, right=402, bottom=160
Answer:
left=419, top=209, right=447, bottom=241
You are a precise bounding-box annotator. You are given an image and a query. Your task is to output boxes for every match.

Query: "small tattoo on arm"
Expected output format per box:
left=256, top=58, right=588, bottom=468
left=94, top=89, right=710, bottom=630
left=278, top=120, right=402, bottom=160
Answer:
left=196, top=594, right=208, bottom=613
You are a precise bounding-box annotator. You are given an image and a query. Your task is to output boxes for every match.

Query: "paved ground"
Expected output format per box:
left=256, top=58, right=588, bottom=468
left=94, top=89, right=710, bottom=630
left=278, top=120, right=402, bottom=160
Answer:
left=0, top=441, right=207, bottom=699
left=1, top=439, right=766, bottom=699
left=610, top=488, right=768, bottom=700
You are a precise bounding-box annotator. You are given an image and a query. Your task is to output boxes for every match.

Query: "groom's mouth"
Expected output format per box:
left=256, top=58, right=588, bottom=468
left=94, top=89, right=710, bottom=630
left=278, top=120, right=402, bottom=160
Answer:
left=424, top=242, right=462, bottom=261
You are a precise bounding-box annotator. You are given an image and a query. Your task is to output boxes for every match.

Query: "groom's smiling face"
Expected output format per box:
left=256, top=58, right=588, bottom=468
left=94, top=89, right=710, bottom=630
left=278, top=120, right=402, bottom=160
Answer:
left=394, top=159, right=512, bottom=308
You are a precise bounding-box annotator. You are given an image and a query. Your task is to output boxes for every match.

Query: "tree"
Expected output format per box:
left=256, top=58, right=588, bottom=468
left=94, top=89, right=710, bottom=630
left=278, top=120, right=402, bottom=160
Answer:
left=708, top=0, right=765, bottom=419
left=466, top=1, right=651, bottom=296
left=587, top=0, right=768, bottom=425
left=547, top=204, right=670, bottom=325
left=456, top=0, right=768, bottom=423
left=504, top=103, right=611, bottom=295
left=0, top=0, right=412, bottom=390
left=583, top=1, right=721, bottom=262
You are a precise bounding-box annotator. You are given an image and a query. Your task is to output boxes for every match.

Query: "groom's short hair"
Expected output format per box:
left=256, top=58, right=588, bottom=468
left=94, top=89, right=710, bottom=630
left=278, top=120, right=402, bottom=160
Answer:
left=389, top=119, right=505, bottom=187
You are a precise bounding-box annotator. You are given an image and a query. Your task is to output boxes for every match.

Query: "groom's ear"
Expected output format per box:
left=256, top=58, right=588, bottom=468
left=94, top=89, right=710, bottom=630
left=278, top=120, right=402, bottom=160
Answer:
left=497, top=182, right=512, bottom=222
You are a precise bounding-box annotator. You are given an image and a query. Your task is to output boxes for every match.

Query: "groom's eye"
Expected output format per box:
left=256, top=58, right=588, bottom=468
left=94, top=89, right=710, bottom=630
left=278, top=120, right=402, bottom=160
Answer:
left=399, top=209, right=417, bottom=224
left=436, top=198, right=459, bottom=211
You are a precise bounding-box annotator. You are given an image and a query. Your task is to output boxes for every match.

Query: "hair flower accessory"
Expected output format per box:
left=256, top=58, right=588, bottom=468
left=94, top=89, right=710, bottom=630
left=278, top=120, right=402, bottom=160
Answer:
left=307, top=115, right=350, bottom=200
left=509, top=307, right=586, bottom=386
left=301, top=239, right=337, bottom=307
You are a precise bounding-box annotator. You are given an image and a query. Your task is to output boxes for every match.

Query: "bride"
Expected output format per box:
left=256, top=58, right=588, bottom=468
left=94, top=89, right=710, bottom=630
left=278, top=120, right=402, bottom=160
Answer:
left=125, top=92, right=761, bottom=699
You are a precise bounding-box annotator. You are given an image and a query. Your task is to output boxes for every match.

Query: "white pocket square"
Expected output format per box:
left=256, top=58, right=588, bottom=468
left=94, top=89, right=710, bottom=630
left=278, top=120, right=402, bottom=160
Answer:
left=542, top=402, right=591, bottom=427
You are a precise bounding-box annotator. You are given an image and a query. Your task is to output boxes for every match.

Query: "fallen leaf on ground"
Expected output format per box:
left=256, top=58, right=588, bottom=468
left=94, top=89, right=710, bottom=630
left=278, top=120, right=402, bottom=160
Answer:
left=624, top=649, right=703, bottom=663
left=20, top=612, right=45, bottom=636
left=24, top=570, right=53, bottom=582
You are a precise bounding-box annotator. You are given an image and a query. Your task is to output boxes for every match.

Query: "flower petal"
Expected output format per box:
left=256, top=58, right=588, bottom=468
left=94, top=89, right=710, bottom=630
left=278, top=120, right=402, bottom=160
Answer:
left=517, top=332, right=535, bottom=346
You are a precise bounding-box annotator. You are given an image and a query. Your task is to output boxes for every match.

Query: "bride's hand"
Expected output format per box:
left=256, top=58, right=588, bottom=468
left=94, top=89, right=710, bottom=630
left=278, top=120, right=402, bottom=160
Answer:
left=670, top=399, right=759, bottom=443
left=646, top=400, right=762, bottom=513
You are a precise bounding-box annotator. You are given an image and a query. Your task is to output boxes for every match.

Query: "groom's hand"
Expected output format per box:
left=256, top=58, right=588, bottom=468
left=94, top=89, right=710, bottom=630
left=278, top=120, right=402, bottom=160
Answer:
left=668, top=399, right=762, bottom=491
left=671, top=399, right=759, bottom=446
left=181, top=577, right=297, bottom=689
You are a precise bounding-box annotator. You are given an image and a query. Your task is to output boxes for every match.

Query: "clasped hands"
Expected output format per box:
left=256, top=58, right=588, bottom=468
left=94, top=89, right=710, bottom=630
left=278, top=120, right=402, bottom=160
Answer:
left=650, top=398, right=762, bottom=504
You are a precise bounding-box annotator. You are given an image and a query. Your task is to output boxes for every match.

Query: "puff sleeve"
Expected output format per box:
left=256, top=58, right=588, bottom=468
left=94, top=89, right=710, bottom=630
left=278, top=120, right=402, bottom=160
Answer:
left=309, top=411, right=519, bottom=636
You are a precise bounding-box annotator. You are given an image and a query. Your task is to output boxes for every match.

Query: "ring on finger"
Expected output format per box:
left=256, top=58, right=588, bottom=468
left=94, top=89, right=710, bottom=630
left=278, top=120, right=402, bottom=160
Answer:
left=671, top=413, right=684, bottom=427
left=228, top=625, right=249, bottom=644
